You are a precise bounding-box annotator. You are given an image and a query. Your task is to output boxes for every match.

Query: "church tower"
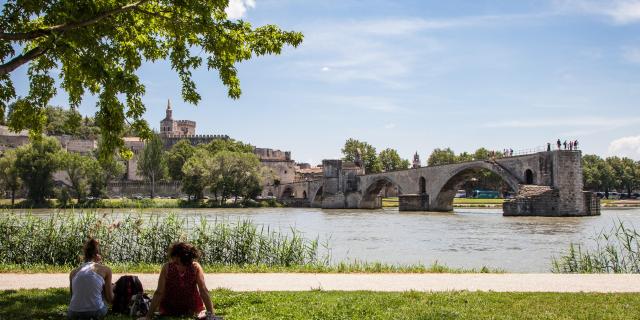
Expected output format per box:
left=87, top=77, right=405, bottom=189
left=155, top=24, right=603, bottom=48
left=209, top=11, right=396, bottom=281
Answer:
left=160, top=99, right=175, bottom=136
left=412, top=152, right=421, bottom=168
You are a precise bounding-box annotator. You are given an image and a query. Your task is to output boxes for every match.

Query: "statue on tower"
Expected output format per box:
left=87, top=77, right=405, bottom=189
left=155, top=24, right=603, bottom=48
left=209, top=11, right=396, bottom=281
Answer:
left=412, top=151, right=421, bottom=169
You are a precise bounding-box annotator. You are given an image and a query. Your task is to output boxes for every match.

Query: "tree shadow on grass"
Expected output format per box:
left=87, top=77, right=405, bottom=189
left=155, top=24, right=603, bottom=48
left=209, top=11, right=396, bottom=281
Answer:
left=0, top=288, right=69, bottom=319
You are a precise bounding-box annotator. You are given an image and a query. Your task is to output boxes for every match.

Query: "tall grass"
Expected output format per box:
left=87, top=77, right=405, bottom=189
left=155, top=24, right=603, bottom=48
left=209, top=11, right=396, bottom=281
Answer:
left=0, top=211, right=327, bottom=267
left=552, top=220, right=640, bottom=273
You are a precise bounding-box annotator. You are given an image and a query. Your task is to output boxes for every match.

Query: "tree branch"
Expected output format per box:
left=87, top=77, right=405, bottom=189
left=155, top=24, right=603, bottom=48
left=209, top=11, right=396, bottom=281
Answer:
left=0, top=46, right=48, bottom=75
left=0, top=0, right=150, bottom=41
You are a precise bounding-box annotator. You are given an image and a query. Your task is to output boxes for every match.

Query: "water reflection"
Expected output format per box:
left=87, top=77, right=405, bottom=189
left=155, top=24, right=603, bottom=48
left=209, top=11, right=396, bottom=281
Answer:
left=21, top=207, right=640, bottom=272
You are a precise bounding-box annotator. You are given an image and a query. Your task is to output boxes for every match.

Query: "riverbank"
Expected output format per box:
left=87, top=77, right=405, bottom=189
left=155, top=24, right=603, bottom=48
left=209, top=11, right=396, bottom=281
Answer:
left=1, top=197, right=638, bottom=209
left=3, top=288, right=640, bottom=319
left=380, top=197, right=640, bottom=208
left=0, top=262, right=499, bottom=274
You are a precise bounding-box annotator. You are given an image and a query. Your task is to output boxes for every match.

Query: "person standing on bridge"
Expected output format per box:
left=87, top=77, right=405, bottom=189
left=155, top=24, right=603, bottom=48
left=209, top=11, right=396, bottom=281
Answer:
left=557, top=139, right=561, bottom=149
left=563, top=140, right=567, bottom=150
left=547, top=143, right=551, bottom=152
left=574, top=140, right=579, bottom=150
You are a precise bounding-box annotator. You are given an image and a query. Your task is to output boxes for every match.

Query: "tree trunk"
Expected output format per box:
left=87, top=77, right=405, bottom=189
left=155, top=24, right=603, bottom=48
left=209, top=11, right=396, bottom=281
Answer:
left=151, top=175, right=155, bottom=198
left=11, top=189, right=15, bottom=206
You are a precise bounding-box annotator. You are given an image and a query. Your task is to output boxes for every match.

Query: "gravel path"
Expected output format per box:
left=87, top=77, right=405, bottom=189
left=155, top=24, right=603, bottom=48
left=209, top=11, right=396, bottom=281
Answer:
left=2, top=273, right=640, bottom=292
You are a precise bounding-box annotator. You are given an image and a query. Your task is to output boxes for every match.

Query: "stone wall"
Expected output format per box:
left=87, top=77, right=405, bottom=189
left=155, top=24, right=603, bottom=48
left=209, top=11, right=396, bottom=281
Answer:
left=399, top=194, right=429, bottom=211
left=106, top=181, right=183, bottom=198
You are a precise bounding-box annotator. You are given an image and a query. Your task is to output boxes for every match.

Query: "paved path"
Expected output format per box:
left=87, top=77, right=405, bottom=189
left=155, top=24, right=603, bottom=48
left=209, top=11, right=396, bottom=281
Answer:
left=2, top=273, right=640, bottom=292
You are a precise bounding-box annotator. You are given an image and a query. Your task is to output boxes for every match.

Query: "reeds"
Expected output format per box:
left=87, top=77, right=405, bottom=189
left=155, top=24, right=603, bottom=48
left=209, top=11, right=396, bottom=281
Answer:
left=0, top=211, right=326, bottom=267
left=552, top=220, right=640, bottom=273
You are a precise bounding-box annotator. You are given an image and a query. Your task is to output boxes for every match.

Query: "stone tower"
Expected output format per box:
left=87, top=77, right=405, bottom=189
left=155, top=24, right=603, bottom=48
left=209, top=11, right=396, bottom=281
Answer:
left=412, top=152, right=421, bottom=168
left=160, top=99, right=175, bottom=136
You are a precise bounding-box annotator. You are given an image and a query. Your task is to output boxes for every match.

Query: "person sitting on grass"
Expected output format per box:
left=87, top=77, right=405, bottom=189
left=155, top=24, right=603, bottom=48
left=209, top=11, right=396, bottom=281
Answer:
left=139, top=242, right=216, bottom=320
left=68, top=238, right=114, bottom=320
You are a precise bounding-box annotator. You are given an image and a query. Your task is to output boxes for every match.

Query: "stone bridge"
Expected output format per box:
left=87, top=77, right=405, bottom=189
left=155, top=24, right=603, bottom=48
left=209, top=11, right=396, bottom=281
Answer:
left=264, top=150, right=600, bottom=216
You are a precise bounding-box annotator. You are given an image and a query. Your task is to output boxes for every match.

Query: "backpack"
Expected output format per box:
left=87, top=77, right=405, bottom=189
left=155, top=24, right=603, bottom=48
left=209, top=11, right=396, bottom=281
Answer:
left=112, top=275, right=144, bottom=314
left=129, top=293, right=151, bottom=317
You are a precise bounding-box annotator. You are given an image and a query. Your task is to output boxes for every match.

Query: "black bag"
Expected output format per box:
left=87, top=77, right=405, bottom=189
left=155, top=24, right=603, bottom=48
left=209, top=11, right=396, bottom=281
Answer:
left=112, top=275, right=144, bottom=314
left=129, top=293, right=151, bottom=317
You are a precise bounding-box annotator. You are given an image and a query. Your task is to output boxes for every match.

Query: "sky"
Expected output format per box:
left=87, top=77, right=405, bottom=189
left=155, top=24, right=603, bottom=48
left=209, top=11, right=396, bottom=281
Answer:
left=8, top=0, right=640, bottom=164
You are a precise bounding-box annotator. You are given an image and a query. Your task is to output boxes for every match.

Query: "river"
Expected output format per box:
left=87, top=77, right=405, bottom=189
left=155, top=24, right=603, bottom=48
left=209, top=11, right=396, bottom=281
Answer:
left=29, top=207, right=640, bottom=272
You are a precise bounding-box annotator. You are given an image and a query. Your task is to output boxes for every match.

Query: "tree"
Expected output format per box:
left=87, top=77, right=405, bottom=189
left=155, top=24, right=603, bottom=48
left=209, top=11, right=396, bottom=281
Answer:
left=59, top=152, right=96, bottom=201
left=166, top=139, right=195, bottom=181
left=608, top=157, right=639, bottom=197
left=202, top=138, right=254, bottom=155
left=85, top=142, right=126, bottom=198
left=457, top=151, right=474, bottom=163
left=14, top=136, right=62, bottom=204
left=137, top=133, right=166, bottom=198
left=207, top=151, right=263, bottom=205
left=473, top=148, right=491, bottom=161
left=182, top=149, right=208, bottom=200
left=0, top=1, right=303, bottom=159
left=582, top=154, right=605, bottom=191
left=378, top=148, right=408, bottom=172
left=0, top=149, right=21, bottom=205
left=342, top=138, right=382, bottom=174
left=427, top=148, right=457, bottom=166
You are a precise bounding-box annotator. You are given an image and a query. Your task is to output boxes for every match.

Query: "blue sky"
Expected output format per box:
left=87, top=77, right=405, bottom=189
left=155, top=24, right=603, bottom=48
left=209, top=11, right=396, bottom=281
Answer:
left=9, top=0, right=640, bottom=164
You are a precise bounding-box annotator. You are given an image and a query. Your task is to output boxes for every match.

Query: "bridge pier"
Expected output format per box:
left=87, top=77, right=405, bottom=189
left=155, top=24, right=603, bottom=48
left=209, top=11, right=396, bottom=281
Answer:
left=399, top=194, right=429, bottom=211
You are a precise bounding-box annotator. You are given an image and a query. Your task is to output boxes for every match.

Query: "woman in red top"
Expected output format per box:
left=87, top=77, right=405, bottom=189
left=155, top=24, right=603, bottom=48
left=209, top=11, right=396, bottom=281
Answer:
left=140, top=242, right=216, bottom=320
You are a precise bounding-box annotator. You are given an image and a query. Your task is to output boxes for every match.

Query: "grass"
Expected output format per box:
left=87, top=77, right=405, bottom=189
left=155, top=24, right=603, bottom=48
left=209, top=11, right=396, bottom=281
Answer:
left=552, top=220, right=640, bottom=273
left=0, top=198, right=282, bottom=209
left=0, top=212, right=324, bottom=267
left=2, top=288, right=640, bottom=320
left=382, top=197, right=505, bottom=208
left=0, top=261, right=502, bottom=274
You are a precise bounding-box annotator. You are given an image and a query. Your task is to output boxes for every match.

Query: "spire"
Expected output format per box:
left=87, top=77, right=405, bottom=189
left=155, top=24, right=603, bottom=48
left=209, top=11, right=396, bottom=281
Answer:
left=165, top=99, right=173, bottom=120
left=412, top=151, right=421, bottom=168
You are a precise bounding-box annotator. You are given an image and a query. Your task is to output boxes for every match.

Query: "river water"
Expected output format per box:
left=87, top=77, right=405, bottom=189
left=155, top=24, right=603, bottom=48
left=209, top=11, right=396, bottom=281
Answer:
left=29, top=207, right=640, bottom=272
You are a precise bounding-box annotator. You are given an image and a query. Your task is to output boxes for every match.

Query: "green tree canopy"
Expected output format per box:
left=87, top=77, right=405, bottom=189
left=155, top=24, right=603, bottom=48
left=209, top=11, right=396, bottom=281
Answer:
left=202, top=138, right=254, bottom=155
left=427, top=148, right=457, bottom=166
left=14, top=136, right=62, bottom=204
left=59, top=151, right=97, bottom=200
left=181, top=148, right=208, bottom=200
left=0, top=0, right=303, bottom=159
left=341, top=138, right=382, bottom=174
left=137, top=133, right=166, bottom=197
left=378, top=148, right=408, bottom=172
left=166, top=139, right=195, bottom=181
left=0, top=148, right=21, bottom=204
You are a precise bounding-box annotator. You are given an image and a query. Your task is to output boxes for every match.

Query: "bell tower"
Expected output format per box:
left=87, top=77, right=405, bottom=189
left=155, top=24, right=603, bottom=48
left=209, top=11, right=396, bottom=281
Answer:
left=412, top=152, right=421, bottom=168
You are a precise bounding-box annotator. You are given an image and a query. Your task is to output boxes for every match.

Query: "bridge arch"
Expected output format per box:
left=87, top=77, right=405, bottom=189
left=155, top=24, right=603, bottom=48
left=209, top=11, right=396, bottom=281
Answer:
left=359, top=176, right=403, bottom=209
left=281, top=186, right=294, bottom=198
left=525, top=169, right=534, bottom=184
left=431, top=161, right=521, bottom=211
left=419, top=176, right=426, bottom=194
left=311, top=186, right=323, bottom=207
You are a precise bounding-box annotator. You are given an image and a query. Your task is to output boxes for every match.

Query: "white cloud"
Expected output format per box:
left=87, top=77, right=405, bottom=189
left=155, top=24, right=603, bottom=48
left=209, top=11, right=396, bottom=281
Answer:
left=608, top=135, right=640, bottom=159
left=384, top=123, right=396, bottom=129
left=555, top=0, right=640, bottom=24
left=225, top=0, right=256, bottom=19
left=321, top=66, right=330, bottom=72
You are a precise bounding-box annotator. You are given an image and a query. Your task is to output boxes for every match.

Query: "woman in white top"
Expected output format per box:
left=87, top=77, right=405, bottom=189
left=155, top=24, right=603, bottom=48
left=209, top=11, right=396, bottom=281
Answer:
left=68, top=238, right=113, bottom=320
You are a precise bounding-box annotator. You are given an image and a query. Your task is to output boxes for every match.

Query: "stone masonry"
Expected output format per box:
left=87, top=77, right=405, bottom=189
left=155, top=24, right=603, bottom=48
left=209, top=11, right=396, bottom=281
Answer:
left=274, top=150, right=599, bottom=217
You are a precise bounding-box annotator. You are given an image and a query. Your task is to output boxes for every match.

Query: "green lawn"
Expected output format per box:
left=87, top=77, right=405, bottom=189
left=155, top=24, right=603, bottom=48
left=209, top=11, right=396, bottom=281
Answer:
left=2, top=288, right=639, bottom=320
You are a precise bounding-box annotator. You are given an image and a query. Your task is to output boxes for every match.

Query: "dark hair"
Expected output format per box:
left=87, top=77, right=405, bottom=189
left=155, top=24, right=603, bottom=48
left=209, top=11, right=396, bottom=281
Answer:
left=83, top=238, right=100, bottom=262
left=168, top=242, right=200, bottom=265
